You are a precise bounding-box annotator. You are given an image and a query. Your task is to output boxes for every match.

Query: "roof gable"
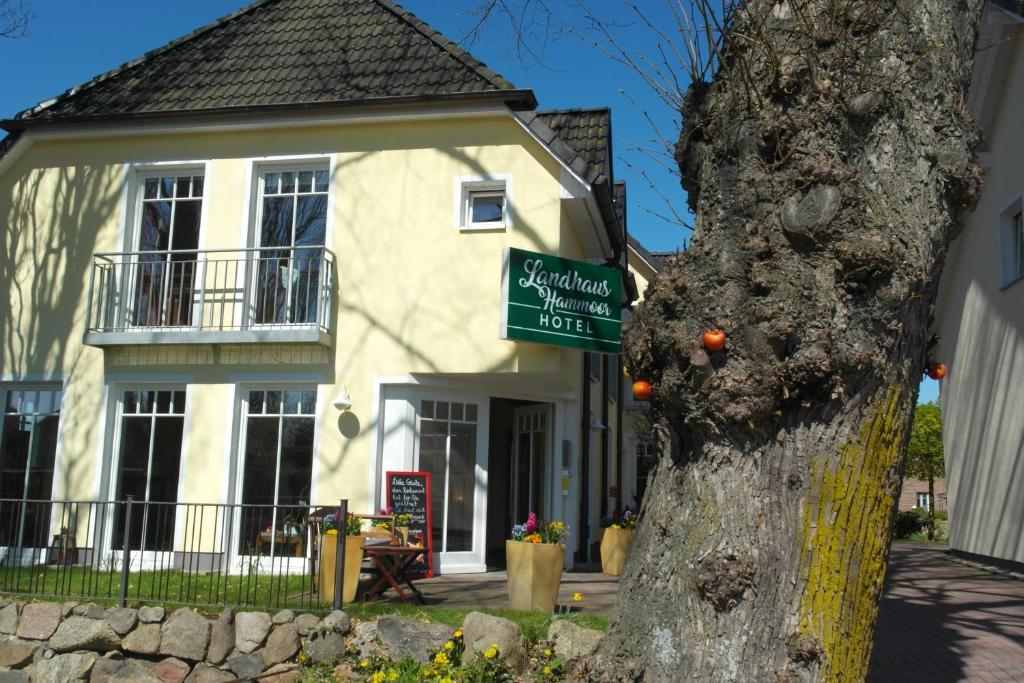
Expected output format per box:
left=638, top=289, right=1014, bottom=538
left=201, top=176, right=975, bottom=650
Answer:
left=14, top=0, right=522, bottom=123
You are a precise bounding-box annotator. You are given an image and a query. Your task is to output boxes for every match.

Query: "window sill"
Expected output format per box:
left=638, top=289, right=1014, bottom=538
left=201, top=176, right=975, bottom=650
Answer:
left=1000, top=274, right=1024, bottom=291
left=459, top=223, right=507, bottom=233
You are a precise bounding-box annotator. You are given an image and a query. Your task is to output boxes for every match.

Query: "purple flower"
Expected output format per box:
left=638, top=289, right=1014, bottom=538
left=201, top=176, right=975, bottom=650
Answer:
left=526, top=512, right=538, bottom=534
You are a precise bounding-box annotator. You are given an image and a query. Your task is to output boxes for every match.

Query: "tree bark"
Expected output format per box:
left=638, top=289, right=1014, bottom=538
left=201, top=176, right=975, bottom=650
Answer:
left=589, top=1, right=985, bottom=681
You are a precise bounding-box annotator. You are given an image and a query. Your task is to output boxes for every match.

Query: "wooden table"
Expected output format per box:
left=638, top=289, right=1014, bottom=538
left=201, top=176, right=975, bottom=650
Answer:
left=363, top=546, right=426, bottom=604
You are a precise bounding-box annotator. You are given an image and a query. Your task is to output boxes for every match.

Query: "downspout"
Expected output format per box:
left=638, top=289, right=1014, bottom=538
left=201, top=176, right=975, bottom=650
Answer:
left=577, top=352, right=591, bottom=563
left=615, top=352, right=624, bottom=513
left=600, top=356, right=610, bottom=519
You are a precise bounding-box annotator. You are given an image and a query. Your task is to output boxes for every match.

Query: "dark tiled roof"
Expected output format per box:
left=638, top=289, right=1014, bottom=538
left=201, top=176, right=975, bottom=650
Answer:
left=13, top=0, right=522, bottom=123
left=535, top=108, right=611, bottom=182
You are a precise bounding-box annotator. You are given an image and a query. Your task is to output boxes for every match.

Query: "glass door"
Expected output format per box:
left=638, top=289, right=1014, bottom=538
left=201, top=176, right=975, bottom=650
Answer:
left=130, top=175, right=203, bottom=328
left=110, top=389, right=186, bottom=567
left=416, top=400, right=480, bottom=569
left=235, top=388, right=316, bottom=571
left=253, top=169, right=328, bottom=326
left=511, top=405, right=551, bottom=525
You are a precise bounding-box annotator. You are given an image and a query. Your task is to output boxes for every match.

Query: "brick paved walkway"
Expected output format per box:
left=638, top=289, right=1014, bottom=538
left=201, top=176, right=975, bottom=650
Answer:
left=868, top=543, right=1024, bottom=682
left=394, top=542, right=1024, bottom=680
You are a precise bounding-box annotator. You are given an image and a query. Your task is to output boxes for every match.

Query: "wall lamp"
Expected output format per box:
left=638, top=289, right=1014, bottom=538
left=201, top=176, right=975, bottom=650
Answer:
left=331, top=388, right=352, bottom=412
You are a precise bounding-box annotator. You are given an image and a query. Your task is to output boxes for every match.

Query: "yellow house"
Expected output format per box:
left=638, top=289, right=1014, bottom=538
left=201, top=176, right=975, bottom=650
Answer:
left=0, top=0, right=637, bottom=575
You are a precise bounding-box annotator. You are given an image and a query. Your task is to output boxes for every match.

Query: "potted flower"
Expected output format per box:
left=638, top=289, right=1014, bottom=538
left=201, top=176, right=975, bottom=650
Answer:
left=372, top=508, right=413, bottom=545
left=506, top=512, right=567, bottom=613
left=599, top=509, right=637, bottom=576
left=318, top=512, right=365, bottom=604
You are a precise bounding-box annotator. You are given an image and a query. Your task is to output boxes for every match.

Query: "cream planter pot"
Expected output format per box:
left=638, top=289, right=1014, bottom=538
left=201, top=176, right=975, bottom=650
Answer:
left=600, top=527, right=635, bottom=576
left=506, top=540, right=565, bottom=613
left=319, top=534, right=366, bottom=604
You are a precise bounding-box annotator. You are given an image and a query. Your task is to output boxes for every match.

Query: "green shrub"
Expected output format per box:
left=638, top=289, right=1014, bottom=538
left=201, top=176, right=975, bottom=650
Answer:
left=893, top=509, right=928, bottom=538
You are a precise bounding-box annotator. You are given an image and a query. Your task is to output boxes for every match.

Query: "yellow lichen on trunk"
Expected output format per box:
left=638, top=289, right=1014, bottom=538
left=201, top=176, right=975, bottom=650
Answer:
left=797, top=387, right=907, bottom=681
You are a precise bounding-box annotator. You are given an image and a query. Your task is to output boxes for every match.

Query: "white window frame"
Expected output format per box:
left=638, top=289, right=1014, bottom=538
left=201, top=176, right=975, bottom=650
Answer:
left=453, top=174, right=512, bottom=231
left=247, top=160, right=333, bottom=329
left=0, top=383, right=64, bottom=557
left=232, top=385, right=319, bottom=574
left=103, top=385, right=190, bottom=570
left=119, top=164, right=209, bottom=331
left=916, top=492, right=931, bottom=509
left=997, top=193, right=1024, bottom=288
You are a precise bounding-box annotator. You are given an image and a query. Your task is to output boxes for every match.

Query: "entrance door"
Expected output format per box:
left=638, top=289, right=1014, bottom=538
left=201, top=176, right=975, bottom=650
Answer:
left=416, top=399, right=483, bottom=571
left=511, top=405, right=551, bottom=524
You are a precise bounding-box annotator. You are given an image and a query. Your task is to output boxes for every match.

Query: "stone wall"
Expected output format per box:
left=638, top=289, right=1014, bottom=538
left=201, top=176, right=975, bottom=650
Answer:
left=0, top=599, right=606, bottom=682
left=0, top=600, right=345, bottom=682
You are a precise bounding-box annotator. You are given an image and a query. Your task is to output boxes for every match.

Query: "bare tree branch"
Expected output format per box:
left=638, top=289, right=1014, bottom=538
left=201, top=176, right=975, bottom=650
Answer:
left=0, top=0, right=30, bottom=39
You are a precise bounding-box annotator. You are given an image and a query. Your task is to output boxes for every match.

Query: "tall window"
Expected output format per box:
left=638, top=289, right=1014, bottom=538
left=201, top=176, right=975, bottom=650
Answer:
left=255, top=169, right=328, bottom=325
left=916, top=492, right=931, bottom=509
left=112, top=389, right=186, bottom=551
left=418, top=400, right=478, bottom=553
left=635, top=439, right=657, bottom=505
left=239, top=389, right=316, bottom=557
left=0, top=387, right=62, bottom=547
left=131, top=175, right=204, bottom=327
left=1014, top=212, right=1023, bottom=282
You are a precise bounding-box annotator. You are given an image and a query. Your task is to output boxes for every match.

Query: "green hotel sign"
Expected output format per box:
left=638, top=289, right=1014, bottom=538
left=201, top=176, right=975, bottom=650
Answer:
left=500, top=247, right=622, bottom=353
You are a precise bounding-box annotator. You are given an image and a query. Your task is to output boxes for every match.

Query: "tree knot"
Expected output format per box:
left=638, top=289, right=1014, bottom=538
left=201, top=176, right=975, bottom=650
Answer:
left=694, top=551, right=756, bottom=611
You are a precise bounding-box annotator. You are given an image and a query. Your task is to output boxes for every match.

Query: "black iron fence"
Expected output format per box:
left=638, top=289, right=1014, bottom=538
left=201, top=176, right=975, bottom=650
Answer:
left=0, top=497, right=349, bottom=612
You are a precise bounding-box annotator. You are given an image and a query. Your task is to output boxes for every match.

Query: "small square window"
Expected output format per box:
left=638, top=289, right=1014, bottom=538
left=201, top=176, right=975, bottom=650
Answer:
left=455, top=175, right=511, bottom=230
left=469, top=192, right=505, bottom=225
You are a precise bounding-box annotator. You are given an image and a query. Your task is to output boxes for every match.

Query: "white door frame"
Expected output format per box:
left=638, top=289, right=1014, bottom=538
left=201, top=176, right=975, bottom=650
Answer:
left=369, top=375, right=578, bottom=573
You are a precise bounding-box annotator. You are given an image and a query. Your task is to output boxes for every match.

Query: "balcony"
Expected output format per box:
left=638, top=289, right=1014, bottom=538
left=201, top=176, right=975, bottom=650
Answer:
left=85, top=246, right=334, bottom=346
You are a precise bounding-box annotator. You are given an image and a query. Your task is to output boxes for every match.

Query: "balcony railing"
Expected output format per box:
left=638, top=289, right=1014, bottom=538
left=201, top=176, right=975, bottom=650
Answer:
left=85, top=246, right=334, bottom=346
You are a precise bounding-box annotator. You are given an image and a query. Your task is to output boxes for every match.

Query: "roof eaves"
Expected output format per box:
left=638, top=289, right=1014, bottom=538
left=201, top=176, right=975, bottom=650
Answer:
left=516, top=111, right=604, bottom=186
left=15, top=0, right=277, bottom=121
left=1, top=90, right=538, bottom=133
left=0, top=131, right=23, bottom=164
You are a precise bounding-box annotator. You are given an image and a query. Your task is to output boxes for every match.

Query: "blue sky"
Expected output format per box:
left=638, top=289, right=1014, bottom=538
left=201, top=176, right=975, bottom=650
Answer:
left=0, top=0, right=937, bottom=403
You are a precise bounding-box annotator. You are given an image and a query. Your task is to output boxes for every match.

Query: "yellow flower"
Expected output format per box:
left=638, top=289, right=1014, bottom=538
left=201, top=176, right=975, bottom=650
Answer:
left=454, top=629, right=462, bottom=638
left=484, top=643, right=499, bottom=660
left=439, top=678, right=453, bottom=683
left=543, top=666, right=552, bottom=675
left=434, top=651, right=450, bottom=666
left=544, top=648, right=552, bottom=657
left=326, top=528, right=339, bottom=536
left=387, top=669, right=399, bottom=682
left=443, top=640, right=453, bottom=651
left=371, top=672, right=385, bottom=683
left=360, top=660, right=369, bottom=668
left=572, top=592, right=583, bottom=602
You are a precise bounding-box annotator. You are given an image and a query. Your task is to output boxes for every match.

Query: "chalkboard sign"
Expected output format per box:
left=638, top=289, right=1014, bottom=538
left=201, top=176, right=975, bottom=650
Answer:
left=386, top=471, right=434, bottom=578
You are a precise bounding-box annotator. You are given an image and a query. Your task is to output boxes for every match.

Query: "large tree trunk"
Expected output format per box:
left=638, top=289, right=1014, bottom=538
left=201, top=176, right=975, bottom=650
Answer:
left=590, top=1, right=985, bottom=681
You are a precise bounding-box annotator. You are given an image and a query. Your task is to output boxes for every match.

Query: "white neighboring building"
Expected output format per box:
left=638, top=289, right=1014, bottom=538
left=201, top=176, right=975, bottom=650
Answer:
left=934, top=0, right=1024, bottom=568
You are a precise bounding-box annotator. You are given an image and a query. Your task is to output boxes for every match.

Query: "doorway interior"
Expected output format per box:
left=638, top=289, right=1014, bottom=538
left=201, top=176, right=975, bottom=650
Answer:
left=485, top=397, right=553, bottom=567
